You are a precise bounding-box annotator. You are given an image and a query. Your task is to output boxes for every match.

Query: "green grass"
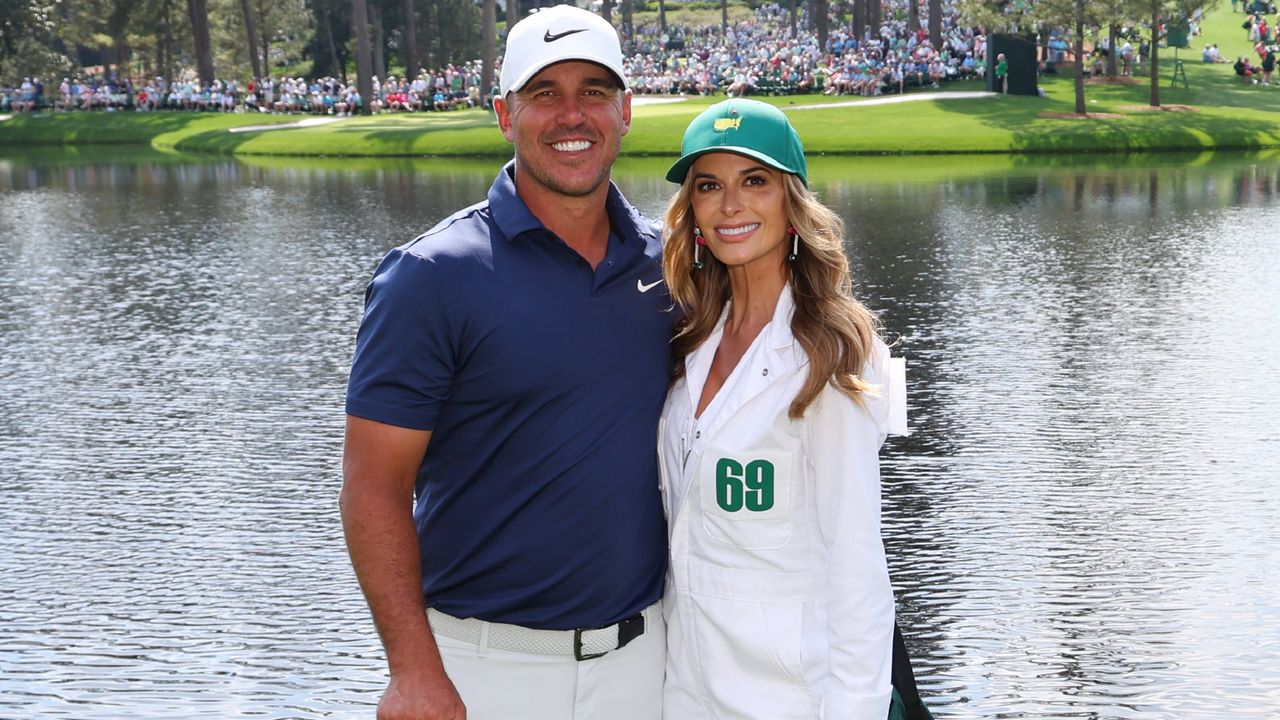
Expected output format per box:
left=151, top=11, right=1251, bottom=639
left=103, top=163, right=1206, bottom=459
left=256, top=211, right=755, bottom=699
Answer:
left=0, top=110, right=300, bottom=148
left=3, top=4, right=1278, bottom=158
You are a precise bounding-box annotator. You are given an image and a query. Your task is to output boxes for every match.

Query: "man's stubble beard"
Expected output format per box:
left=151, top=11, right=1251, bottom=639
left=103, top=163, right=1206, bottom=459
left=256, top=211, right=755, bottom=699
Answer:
left=518, top=137, right=621, bottom=199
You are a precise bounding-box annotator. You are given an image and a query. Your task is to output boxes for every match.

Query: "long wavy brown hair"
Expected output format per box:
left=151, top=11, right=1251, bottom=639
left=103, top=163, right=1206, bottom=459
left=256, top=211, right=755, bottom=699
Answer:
left=662, top=170, right=880, bottom=419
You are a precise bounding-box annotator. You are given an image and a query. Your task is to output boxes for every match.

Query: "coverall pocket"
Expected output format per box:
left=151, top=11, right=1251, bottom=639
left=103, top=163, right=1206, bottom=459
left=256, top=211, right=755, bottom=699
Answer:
left=689, top=593, right=815, bottom=718
left=699, top=446, right=793, bottom=550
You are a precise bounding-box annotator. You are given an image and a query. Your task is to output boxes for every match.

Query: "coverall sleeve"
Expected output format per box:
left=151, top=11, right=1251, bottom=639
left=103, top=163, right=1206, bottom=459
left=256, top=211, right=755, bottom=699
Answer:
left=808, top=338, right=905, bottom=719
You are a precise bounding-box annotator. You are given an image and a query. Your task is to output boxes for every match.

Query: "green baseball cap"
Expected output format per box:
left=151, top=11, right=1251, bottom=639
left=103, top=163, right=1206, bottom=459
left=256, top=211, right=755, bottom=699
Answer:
left=665, top=99, right=808, bottom=186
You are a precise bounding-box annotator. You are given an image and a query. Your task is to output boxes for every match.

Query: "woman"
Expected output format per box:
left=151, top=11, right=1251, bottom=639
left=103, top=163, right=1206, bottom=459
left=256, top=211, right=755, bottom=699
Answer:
left=658, top=99, right=908, bottom=720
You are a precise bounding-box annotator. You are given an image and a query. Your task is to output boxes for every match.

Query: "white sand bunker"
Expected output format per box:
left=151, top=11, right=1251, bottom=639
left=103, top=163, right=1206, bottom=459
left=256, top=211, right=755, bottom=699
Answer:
left=787, top=91, right=995, bottom=110
left=228, top=116, right=344, bottom=134
left=632, top=96, right=691, bottom=106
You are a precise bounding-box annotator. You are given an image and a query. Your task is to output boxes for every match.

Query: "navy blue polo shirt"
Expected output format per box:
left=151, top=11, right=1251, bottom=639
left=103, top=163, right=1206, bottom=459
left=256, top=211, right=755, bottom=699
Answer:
left=346, top=162, right=674, bottom=630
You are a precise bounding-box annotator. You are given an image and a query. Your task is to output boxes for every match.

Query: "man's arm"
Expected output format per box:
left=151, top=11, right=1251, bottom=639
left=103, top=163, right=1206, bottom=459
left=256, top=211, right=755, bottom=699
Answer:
left=340, top=415, right=465, bottom=720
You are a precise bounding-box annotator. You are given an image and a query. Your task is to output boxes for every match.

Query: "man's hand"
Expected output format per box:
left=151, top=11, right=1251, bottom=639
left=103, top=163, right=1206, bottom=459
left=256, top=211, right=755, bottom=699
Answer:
left=377, top=668, right=466, bottom=720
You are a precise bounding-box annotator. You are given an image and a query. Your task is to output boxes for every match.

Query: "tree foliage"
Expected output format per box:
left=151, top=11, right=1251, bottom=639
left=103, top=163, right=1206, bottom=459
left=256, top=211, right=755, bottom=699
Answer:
left=1, top=0, right=488, bottom=84
left=1, top=0, right=73, bottom=81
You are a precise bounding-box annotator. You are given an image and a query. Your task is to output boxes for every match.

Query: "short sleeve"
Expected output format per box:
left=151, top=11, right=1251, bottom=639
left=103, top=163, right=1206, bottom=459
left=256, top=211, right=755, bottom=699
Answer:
left=344, top=248, right=457, bottom=430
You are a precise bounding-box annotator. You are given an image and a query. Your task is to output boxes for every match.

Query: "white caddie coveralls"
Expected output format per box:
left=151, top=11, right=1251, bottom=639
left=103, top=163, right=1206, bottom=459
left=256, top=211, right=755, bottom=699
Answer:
left=659, top=286, right=908, bottom=720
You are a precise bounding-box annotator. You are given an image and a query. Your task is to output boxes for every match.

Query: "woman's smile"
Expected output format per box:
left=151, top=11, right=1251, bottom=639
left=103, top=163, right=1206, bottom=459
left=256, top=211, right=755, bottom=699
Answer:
left=715, top=222, right=760, bottom=239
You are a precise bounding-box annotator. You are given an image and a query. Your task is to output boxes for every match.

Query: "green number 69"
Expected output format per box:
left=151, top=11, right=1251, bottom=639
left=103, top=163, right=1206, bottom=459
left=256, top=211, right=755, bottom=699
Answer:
left=715, top=458, right=775, bottom=513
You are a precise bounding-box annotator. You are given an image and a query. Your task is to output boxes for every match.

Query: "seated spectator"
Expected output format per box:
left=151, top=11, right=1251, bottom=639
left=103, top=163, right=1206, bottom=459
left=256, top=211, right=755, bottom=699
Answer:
left=17, top=77, right=36, bottom=112
left=726, top=70, right=755, bottom=97
left=56, top=78, right=71, bottom=111
left=1235, top=56, right=1255, bottom=82
left=889, top=62, right=905, bottom=93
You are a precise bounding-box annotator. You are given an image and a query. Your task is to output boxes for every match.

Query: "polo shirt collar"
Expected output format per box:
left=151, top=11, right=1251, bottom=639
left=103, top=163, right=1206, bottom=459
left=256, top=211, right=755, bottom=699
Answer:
left=487, top=160, right=653, bottom=246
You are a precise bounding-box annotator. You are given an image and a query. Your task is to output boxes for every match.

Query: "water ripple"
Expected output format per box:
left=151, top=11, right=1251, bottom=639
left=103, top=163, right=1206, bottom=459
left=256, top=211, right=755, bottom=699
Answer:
left=2, top=155, right=1278, bottom=718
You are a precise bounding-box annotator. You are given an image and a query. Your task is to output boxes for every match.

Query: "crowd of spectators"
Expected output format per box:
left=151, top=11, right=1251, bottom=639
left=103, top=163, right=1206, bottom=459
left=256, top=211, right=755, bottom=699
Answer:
left=0, top=61, right=490, bottom=115
left=2, top=2, right=1005, bottom=114
left=1225, top=1, right=1280, bottom=85
left=1235, top=26, right=1280, bottom=83
left=619, top=2, right=989, bottom=98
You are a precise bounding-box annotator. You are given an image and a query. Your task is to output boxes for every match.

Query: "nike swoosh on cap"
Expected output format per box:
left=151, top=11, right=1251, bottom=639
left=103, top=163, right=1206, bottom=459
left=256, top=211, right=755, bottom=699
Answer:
left=544, top=28, right=589, bottom=42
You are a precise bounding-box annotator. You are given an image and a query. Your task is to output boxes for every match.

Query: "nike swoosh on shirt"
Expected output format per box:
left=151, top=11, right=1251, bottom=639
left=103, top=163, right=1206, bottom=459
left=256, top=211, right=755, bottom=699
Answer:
left=637, top=278, right=664, bottom=293
left=544, top=28, right=589, bottom=42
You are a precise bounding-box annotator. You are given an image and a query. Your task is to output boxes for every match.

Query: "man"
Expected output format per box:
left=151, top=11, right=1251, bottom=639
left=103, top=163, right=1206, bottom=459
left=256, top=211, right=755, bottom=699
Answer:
left=340, top=5, right=672, bottom=720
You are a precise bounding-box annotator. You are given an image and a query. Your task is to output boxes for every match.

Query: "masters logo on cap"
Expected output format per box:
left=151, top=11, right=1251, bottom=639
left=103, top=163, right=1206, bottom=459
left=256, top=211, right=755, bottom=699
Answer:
left=665, top=99, right=808, bottom=186
left=500, top=5, right=628, bottom=96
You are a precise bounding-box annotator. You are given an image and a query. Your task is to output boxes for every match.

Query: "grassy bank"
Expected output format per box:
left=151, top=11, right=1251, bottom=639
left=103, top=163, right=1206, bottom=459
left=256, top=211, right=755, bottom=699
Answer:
left=7, top=141, right=1275, bottom=189
left=3, top=6, right=1278, bottom=158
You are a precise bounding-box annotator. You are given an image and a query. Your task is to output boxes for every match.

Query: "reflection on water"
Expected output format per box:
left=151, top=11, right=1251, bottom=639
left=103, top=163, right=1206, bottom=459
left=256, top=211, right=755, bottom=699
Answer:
left=1, top=151, right=1278, bottom=719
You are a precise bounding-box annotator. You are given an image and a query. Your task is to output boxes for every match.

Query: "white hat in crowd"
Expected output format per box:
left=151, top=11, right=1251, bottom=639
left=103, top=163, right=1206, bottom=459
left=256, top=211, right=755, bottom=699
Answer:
left=499, top=4, right=627, bottom=95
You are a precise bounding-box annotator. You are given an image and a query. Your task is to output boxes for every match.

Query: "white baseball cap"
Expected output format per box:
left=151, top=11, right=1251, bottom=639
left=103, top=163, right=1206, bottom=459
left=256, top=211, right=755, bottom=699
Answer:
left=499, top=5, right=627, bottom=95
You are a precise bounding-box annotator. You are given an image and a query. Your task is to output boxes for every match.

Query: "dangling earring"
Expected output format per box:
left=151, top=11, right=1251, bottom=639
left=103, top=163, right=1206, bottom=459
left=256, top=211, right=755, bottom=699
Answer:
left=787, top=226, right=800, bottom=262
left=692, top=227, right=707, bottom=270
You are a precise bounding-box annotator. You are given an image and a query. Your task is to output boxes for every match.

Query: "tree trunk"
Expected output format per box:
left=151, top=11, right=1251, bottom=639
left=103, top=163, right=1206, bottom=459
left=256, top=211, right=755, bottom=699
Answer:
left=113, top=36, right=130, bottom=76
left=908, top=0, right=919, bottom=33
left=869, top=0, right=880, bottom=32
left=423, top=0, right=436, bottom=71
left=1074, top=0, right=1086, bottom=114
left=162, top=0, right=173, bottom=79
left=602, top=0, right=612, bottom=25
left=927, top=0, right=941, bottom=49
left=418, top=4, right=430, bottom=71
left=623, top=0, right=633, bottom=40
left=482, top=0, right=496, bottom=104
left=254, top=0, right=270, bottom=79
left=721, top=0, right=727, bottom=35
left=239, top=0, right=262, bottom=79
left=433, top=10, right=447, bottom=72
left=507, top=0, right=518, bottom=33
left=1149, top=12, right=1160, bottom=107
left=814, top=0, right=828, bottom=50
left=371, top=3, right=385, bottom=81
left=403, top=0, right=419, bottom=79
left=261, top=32, right=270, bottom=83
left=352, top=0, right=374, bottom=114
left=1106, top=25, right=1118, bottom=78
left=850, top=0, right=861, bottom=39
left=658, top=0, right=666, bottom=34
left=186, top=0, right=215, bottom=84
left=320, top=6, right=341, bottom=80
left=155, top=30, right=165, bottom=81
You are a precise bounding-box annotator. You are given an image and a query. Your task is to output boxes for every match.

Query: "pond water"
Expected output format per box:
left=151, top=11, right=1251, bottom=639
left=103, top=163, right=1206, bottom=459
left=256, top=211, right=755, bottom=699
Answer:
left=1, top=148, right=1278, bottom=719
